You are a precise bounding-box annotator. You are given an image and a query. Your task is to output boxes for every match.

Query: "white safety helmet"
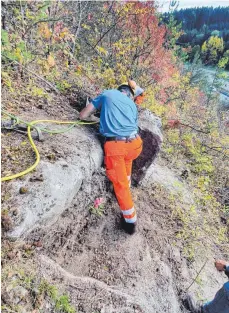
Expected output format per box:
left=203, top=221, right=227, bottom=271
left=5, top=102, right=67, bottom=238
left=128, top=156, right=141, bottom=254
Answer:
left=134, top=86, right=144, bottom=98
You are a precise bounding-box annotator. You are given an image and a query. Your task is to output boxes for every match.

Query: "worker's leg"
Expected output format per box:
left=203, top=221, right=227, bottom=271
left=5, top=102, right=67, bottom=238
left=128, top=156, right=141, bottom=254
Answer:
left=203, top=282, right=229, bottom=313
left=104, top=142, right=136, bottom=223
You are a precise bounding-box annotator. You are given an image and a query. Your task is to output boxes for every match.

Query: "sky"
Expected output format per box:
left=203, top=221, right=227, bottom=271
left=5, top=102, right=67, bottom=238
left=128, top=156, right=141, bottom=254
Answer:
left=157, top=0, right=229, bottom=12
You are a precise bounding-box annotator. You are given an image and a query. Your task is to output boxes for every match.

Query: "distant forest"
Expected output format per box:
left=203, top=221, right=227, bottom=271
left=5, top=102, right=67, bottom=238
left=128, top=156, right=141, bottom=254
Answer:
left=163, top=6, right=229, bottom=67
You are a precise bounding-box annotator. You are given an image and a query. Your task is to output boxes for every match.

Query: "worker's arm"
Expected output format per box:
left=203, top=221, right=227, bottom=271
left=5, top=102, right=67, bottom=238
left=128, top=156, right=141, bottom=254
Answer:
left=79, top=93, right=103, bottom=120
left=215, top=259, right=229, bottom=278
left=79, top=103, right=96, bottom=120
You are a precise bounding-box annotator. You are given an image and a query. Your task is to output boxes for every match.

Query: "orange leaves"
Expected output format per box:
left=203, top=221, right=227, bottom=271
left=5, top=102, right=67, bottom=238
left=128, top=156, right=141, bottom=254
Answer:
left=38, top=22, right=72, bottom=43
left=53, top=21, right=73, bottom=42
left=38, top=23, right=52, bottom=39
left=47, top=55, right=55, bottom=67
left=76, top=65, right=82, bottom=73
left=37, top=55, right=55, bottom=74
left=53, top=36, right=61, bottom=43
left=59, top=27, right=69, bottom=38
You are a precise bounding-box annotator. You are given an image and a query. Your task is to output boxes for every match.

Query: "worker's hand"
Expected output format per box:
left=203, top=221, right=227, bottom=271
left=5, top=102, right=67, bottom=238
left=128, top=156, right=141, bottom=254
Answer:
left=89, top=115, right=100, bottom=123
left=79, top=103, right=95, bottom=120
left=215, top=259, right=228, bottom=271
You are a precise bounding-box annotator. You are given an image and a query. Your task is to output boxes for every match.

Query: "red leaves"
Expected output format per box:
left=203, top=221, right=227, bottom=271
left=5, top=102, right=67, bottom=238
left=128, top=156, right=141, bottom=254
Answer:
left=53, top=21, right=64, bottom=36
left=117, top=1, right=177, bottom=87
left=167, top=119, right=181, bottom=129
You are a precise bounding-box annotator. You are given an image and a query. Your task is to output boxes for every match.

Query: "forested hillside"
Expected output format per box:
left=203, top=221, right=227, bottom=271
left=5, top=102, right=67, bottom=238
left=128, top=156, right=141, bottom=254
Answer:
left=164, top=6, right=229, bottom=66
left=1, top=1, right=229, bottom=313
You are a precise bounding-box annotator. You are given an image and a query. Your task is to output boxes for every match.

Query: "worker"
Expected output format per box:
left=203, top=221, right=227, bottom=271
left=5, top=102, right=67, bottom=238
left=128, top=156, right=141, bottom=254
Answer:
left=183, top=259, right=229, bottom=313
left=79, top=80, right=143, bottom=235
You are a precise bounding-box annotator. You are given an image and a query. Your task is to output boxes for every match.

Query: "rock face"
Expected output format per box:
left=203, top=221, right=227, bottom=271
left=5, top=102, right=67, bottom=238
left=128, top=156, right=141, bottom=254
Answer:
left=9, top=126, right=103, bottom=238
left=8, top=109, right=163, bottom=238
left=141, top=163, right=195, bottom=205
left=132, top=108, right=163, bottom=184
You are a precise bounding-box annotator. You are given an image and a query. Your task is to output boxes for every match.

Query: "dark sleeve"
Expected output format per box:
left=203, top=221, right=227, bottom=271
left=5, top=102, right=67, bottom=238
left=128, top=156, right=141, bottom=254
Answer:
left=225, top=265, right=229, bottom=279
left=91, top=93, right=103, bottom=110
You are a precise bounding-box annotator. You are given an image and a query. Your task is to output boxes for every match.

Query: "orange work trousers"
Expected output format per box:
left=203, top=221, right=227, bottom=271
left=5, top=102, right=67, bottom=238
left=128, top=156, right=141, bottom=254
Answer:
left=104, top=136, right=143, bottom=223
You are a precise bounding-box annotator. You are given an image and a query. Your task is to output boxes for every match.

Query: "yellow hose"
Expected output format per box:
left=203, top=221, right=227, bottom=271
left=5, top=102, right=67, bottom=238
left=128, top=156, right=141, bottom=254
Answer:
left=1, top=119, right=97, bottom=182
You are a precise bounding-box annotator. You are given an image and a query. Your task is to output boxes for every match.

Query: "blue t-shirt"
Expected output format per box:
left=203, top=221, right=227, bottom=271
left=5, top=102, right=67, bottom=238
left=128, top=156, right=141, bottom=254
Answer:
left=91, top=89, right=138, bottom=137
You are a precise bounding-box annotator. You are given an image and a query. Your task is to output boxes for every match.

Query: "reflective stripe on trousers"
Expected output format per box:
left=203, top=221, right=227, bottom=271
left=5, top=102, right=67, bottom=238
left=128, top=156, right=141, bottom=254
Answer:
left=104, top=136, right=143, bottom=223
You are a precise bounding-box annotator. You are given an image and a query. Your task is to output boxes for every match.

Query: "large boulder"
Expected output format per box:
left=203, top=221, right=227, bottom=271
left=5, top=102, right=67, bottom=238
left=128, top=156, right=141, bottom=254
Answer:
left=132, top=108, right=163, bottom=184
left=9, top=126, right=103, bottom=238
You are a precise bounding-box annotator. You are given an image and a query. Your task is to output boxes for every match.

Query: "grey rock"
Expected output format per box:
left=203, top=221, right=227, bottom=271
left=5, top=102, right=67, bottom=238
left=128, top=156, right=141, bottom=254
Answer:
left=138, top=108, right=163, bottom=138
left=9, top=286, right=29, bottom=304
left=140, top=163, right=194, bottom=204
left=132, top=109, right=163, bottom=184
left=9, top=127, right=103, bottom=238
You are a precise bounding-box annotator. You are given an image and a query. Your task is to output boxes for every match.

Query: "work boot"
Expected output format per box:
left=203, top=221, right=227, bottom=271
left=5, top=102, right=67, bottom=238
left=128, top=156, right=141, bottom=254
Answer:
left=121, top=216, right=136, bottom=235
left=183, top=294, right=203, bottom=313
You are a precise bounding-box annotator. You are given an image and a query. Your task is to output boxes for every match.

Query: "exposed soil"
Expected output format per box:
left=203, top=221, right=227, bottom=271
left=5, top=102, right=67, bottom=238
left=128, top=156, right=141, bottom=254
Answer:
left=25, top=170, right=188, bottom=313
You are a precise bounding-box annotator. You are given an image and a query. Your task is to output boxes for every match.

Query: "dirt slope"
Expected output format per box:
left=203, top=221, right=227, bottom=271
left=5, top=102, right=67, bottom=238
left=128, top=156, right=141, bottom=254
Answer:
left=27, top=172, right=179, bottom=313
left=2, top=93, right=227, bottom=313
left=25, top=170, right=226, bottom=313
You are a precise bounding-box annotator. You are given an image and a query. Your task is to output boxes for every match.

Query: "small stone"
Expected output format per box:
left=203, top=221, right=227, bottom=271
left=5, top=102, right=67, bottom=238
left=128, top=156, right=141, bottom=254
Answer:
left=59, top=160, right=68, bottom=167
left=37, top=174, right=44, bottom=181
left=10, top=286, right=29, bottom=303
left=33, top=241, right=42, bottom=248
left=30, top=174, right=44, bottom=182
left=47, top=154, right=56, bottom=161
left=23, top=244, right=32, bottom=251
left=1, top=291, right=12, bottom=305
left=7, top=251, right=16, bottom=260
left=12, top=208, right=19, bottom=216
left=35, top=294, right=44, bottom=309
left=19, top=187, right=28, bottom=194
left=7, top=272, right=14, bottom=278
left=2, top=214, right=13, bottom=231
